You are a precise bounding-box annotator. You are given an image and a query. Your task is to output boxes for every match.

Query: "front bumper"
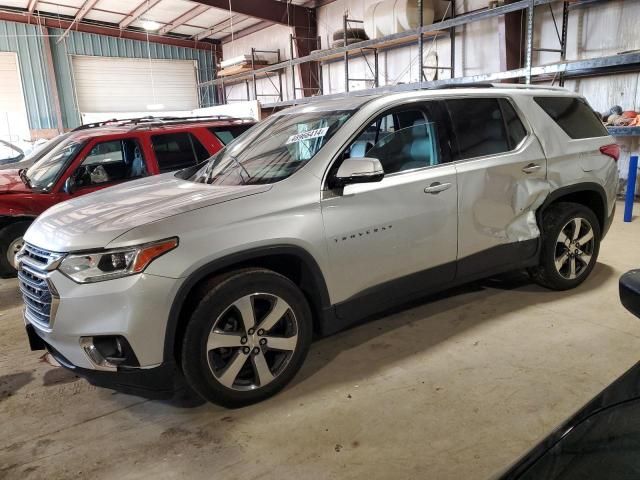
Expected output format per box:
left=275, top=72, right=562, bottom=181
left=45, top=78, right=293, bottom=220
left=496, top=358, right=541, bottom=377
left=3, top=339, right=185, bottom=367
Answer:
left=26, top=323, right=178, bottom=399
left=24, top=270, right=182, bottom=369
left=22, top=265, right=185, bottom=396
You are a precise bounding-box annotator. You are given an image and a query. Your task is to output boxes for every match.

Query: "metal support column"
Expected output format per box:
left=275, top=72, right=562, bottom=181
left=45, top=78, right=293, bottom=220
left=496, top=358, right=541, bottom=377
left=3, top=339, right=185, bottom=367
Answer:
left=290, top=33, right=296, bottom=100
left=343, top=14, right=349, bottom=92
left=524, top=0, right=535, bottom=84
left=559, top=1, right=570, bottom=86
left=277, top=49, right=284, bottom=102
left=418, top=0, right=424, bottom=82
left=450, top=0, right=456, bottom=78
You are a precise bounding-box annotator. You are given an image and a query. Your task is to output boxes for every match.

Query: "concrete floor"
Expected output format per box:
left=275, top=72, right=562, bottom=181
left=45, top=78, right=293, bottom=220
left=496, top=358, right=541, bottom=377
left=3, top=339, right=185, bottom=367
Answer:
left=1, top=201, right=640, bottom=479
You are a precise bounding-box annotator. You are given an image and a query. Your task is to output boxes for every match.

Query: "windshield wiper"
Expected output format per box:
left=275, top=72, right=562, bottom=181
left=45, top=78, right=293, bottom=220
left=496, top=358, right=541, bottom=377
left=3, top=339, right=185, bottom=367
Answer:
left=18, top=169, right=31, bottom=188
left=208, top=154, right=251, bottom=185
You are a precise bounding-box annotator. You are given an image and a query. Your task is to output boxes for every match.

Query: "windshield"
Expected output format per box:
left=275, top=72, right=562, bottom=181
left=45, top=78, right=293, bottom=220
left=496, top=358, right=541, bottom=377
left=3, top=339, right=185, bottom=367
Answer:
left=187, top=110, right=354, bottom=186
left=26, top=136, right=83, bottom=190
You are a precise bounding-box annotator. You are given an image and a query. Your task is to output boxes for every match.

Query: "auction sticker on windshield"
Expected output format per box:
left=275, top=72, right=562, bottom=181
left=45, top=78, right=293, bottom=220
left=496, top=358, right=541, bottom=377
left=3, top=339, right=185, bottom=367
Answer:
left=286, top=127, right=329, bottom=145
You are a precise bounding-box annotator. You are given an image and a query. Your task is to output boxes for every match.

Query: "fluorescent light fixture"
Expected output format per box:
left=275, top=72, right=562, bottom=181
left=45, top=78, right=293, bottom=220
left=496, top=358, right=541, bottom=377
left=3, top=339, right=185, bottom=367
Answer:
left=146, top=104, right=165, bottom=111
left=142, top=20, right=161, bottom=31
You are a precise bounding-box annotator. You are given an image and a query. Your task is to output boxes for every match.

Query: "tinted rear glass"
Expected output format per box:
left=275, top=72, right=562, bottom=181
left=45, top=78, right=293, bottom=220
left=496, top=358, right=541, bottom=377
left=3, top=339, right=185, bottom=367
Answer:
left=208, top=125, right=252, bottom=145
left=534, top=96, right=608, bottom=139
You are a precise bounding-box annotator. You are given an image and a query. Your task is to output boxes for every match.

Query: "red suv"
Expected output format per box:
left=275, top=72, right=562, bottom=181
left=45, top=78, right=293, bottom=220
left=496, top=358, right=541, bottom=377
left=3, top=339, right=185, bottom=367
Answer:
left=0, top=116, right=253, bottom=276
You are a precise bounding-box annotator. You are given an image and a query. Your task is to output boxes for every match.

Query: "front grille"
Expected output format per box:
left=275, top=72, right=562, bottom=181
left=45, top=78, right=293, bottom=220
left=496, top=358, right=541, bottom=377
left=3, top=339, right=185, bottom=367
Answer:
left=19, top=266, right=53, bottom=328
left=17, top=244, right=63, bottom=329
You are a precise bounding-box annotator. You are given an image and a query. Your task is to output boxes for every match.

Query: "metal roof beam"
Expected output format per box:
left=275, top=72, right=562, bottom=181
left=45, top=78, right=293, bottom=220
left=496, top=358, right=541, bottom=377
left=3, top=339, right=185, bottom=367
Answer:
left=194, top=15, right=239, bottom=41
left=27, top=0, right=38, bottom=14
left=119, top=0, right=163, bottom=29
left=0, top=10, right=220, bottom=49
left=57, top=0, right=100, bottom=43
left=158, top=4, right=209, bottom=35
left=190, top=0, right=314, bottom=28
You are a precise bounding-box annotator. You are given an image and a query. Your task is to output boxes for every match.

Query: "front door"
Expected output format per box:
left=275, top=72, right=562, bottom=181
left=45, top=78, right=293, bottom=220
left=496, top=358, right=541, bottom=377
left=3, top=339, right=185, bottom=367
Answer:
left=321, top=103, right=458, bottom=318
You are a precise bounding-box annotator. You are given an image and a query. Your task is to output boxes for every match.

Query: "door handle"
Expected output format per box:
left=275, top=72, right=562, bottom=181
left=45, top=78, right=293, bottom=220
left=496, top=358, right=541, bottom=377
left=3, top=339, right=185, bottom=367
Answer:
left=424, top=182, right=452, bottom=194
left=522, top=163, right=542, bottom=174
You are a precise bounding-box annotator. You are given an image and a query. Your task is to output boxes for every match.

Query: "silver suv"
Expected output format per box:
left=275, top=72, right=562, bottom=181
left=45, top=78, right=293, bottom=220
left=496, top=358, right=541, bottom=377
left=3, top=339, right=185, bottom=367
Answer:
left=18, top=85, right=618, bottom=407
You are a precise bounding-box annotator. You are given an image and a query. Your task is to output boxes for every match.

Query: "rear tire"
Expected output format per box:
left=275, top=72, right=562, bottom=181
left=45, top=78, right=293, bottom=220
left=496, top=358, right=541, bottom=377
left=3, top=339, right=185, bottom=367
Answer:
left=0, top=222, right=29, bottom=278
left=528, top=202, right=601, bottom=290
left=181, top=268, right=313, bottom=408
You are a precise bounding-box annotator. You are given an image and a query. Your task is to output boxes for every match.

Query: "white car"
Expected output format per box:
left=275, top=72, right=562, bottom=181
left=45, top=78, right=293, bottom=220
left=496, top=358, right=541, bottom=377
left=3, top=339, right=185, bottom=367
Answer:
left=18, top=85, right=618, bottom=407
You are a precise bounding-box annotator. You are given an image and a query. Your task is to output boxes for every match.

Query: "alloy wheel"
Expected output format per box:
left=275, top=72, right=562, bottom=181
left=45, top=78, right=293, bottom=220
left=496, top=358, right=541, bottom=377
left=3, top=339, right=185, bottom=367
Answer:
left=554, top=217, right=595, bottom=280
left=206, top=293, right=299, bottom=391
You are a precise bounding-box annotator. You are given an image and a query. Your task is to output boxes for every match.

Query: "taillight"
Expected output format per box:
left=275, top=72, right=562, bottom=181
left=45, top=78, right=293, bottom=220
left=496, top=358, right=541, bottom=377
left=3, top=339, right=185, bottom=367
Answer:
left=600, top=144, right=620, bottom=162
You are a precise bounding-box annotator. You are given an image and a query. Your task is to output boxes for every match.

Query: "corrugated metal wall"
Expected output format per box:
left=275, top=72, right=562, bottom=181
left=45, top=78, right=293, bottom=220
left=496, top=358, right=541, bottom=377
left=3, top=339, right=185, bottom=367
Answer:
left=0, top=20, right=216, bottom=131
left=0, top=21, right=56, bottom=131
left=50, top=28, right=216, bottom=129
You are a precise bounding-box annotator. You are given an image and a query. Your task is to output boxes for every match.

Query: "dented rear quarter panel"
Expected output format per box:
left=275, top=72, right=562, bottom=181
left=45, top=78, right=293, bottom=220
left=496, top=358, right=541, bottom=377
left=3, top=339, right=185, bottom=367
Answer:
left=519, top=94, right=618, bottom=219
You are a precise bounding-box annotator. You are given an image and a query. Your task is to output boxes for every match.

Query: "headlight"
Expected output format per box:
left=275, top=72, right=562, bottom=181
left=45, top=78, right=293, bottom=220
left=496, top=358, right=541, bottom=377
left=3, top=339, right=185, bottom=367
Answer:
left=59, top=238, right=178, bottom=283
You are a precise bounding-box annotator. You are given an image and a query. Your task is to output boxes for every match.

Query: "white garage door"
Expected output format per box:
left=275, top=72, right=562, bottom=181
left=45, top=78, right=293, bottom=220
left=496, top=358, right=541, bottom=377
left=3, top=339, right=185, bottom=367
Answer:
left=0, top=52, right=30, bottom=144
left=72, top=56, right=199, bottom=113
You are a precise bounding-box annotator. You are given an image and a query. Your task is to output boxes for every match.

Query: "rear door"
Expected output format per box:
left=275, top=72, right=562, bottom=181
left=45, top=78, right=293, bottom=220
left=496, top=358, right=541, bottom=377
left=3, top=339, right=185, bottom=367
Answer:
left=446, top=96, right=548, bottom=278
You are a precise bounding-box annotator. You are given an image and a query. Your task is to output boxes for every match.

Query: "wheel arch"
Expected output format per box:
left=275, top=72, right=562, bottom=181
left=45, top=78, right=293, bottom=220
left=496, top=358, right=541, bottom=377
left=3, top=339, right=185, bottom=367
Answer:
left=163, top=245, right=332, bottom=364
left=537, top=183, right=608, bottom=234
left=0, top=215, right=35, bottom=231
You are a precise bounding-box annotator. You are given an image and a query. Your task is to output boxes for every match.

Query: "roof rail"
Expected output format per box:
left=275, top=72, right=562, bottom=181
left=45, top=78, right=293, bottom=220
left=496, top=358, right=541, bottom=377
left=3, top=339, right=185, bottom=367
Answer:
left=127, top=116, right=255, bottom=131
left=72, top=115, right=254, bottom=132
left=429, top=83, right=495, bottom=90
left=488, top=83, right=568, bottom=91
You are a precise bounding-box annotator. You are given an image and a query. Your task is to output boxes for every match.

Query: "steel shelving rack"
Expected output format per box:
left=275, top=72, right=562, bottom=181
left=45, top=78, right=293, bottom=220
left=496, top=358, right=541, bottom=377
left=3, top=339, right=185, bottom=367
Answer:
left=202, top=0, right=640, bottom=109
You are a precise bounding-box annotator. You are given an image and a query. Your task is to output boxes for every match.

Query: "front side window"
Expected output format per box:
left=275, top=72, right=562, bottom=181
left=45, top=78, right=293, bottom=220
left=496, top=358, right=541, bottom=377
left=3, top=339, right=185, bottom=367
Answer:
left=446, top=98, right=511, bottom=160
left=73, top=138, right=147, bottom=188
left=152, top=132, right=209, bottom=173
left=187, top=110, right=354, bottom=186
left=345, top=108, right=440, bottom=174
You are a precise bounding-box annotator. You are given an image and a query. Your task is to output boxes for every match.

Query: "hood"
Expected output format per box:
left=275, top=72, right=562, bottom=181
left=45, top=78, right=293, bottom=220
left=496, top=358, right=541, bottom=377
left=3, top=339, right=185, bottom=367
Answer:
left=0, top=169, right=31, bottom=193
left=25, top=174, right=272, bottom=251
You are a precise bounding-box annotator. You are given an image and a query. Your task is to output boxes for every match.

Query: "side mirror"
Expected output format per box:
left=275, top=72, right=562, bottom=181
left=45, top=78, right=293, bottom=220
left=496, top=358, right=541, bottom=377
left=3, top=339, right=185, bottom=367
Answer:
left=63, top=176, right=76, bottom=195
left=332, top=157, right=384, bottom=188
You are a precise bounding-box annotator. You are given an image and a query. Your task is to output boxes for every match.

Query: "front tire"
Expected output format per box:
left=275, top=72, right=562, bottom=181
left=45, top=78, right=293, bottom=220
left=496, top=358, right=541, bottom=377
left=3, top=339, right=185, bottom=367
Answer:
left=0, top=222, right=29, bottom=278
left=528, top=202, right=601, bottom=290
left=181, top=268, right=313, bottom=408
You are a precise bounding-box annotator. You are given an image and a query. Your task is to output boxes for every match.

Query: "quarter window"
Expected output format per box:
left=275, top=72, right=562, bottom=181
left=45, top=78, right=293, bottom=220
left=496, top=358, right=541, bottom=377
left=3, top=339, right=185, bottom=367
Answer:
left=534, top=96, right=608, bottom=139
left=74, top=138, right=146, bottom=188
left=208, top=125, right=252, bottom=145
left=346, top=109, right=440, bottom=174
left=151, top=132, right=210, bottom=173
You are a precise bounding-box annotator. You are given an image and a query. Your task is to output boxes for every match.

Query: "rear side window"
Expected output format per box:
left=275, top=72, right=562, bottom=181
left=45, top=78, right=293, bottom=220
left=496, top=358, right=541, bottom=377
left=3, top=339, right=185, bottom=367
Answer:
left=446, top=98, right=511, bottom=160
left=151, top=132, right=209, bottom=173
left=208, top=125, right=252, bottom=145
left=534, top=96, right=608, bottom=139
